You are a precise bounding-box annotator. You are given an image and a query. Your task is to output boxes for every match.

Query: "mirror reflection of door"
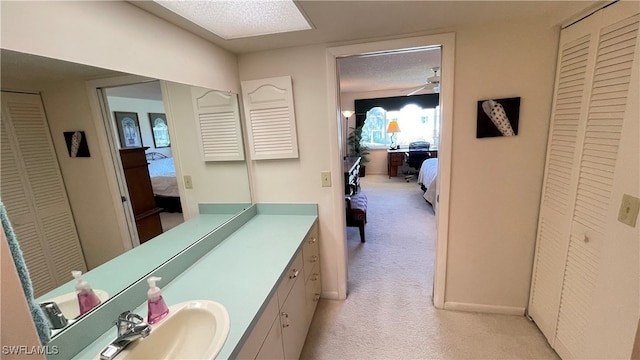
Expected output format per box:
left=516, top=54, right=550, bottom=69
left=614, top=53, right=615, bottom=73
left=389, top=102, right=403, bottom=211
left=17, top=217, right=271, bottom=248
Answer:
left=103, top=82, right=184, bottom=246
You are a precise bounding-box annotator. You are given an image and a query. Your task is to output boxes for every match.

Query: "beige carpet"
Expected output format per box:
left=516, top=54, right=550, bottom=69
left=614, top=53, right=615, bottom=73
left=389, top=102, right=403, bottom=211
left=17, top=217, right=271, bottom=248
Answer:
left=300, top=175, right=558, bottom=359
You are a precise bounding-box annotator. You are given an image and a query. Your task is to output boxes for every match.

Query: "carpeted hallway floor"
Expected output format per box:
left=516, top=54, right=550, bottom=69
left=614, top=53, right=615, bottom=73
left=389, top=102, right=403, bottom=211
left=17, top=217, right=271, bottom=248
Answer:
left=299, top=174, right=558, bottom=359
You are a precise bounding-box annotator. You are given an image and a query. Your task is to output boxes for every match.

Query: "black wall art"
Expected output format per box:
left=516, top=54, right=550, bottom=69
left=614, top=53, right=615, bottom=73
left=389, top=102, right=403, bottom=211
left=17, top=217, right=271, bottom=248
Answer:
left=476, top=97, right=521, bottom=138
left=64, top=131, right=90, bottom=157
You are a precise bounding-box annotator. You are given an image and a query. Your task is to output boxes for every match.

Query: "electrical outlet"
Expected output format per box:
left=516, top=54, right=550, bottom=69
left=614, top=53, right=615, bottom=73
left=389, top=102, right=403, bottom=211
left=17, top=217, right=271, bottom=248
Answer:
left=321, top=171, right=331, bottom=187
left=184, top=175, right=193, bottom=189
left=618, top=194, right=640, bottom=228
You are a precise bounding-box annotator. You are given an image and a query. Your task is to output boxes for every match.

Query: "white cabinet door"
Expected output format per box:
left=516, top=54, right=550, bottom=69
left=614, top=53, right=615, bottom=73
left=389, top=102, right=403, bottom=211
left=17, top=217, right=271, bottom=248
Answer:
left=304, top=264, right=321, bottom=328
left=236, top=295, right=281, bottom=360
left=281, top=273, right=308, bottom=360
left=255, top=316, right=285, bottom=360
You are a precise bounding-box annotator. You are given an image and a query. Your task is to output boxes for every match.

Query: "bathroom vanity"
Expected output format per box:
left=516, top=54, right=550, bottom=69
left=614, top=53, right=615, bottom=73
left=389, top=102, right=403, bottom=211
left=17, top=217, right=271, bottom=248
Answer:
left=52, top=203, right=319, bottom=360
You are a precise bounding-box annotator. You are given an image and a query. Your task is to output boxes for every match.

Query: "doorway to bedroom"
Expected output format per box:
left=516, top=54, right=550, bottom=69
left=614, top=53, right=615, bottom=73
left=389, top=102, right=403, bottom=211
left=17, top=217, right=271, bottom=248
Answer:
left=332, top=36, right=452, bottom=306
left=101, top=81, right=184, bottom=246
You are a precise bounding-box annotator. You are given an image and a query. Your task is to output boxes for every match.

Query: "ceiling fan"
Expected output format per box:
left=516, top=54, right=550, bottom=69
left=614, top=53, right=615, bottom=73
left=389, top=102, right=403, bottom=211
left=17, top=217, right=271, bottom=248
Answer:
left=407, top=67, right=440, bottom=96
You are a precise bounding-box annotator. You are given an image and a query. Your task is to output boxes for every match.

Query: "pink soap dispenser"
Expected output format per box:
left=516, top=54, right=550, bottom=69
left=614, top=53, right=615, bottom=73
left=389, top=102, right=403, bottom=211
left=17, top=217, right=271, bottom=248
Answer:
left=147, top=276, right=169, bottom=324
left=72, top=270, right=101, bottom=316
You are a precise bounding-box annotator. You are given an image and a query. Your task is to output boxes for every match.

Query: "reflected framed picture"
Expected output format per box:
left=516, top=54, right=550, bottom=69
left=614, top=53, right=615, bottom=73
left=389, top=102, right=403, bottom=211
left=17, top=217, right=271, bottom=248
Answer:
left=63, top=131, right=90, bottom=157
left=114, top=111, right=143, bottom=148
left=148, top=113, right=171, bottom=148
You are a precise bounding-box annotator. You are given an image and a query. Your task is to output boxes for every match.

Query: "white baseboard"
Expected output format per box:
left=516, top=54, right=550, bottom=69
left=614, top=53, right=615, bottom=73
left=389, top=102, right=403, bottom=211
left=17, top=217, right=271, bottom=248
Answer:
left=321, top=290, right=342, bottom=300
left=444, top=302, right=525, bottom=316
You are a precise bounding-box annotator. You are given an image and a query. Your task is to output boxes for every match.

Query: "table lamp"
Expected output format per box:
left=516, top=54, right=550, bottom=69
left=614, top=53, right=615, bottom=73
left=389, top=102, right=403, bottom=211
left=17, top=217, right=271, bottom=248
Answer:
left=387, top=120, right=400, bottom=149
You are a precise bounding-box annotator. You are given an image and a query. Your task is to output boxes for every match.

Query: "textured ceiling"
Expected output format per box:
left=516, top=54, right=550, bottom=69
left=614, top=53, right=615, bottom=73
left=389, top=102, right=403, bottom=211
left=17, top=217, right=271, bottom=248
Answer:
left=130, top=0, right=602, bottom=94
left=3, top=2, right=604, bottom=96
left=130, top=1, right=603, bottom=55
left=338, top=47, right=441, bottom=94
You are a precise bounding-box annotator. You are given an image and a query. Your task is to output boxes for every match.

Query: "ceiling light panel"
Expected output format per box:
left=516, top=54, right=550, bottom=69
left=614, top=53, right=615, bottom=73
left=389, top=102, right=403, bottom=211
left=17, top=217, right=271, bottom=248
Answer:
left=155, top=0, right=312, bottom=40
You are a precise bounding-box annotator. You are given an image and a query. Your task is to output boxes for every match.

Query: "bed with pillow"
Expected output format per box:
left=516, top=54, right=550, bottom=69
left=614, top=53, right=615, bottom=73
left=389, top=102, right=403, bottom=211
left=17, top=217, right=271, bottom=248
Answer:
left=146, top=152, right=182, bottom=212
left=417, top=158, right=438, bottom=209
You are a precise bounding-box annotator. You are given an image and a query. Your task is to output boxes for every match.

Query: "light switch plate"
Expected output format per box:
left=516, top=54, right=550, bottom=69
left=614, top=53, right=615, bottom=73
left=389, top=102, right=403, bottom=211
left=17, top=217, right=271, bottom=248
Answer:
left=618, top=194, right=640, bottom=228
left=321, top=172, right=331, bottom=187
left=184, top=175, right=193, bottom=189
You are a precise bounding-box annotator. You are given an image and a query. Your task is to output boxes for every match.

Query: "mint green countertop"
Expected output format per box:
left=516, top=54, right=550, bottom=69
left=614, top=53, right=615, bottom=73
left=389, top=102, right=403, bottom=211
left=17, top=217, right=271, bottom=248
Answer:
left=71, top=209, right=317, bottom=360
left=38, top=213, right=238, bottom=303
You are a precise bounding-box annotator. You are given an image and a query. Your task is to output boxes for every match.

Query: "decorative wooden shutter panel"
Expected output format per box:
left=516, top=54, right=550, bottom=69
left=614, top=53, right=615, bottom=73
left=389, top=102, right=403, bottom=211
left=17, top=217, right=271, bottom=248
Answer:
left=528, top=33, right=593, bottom=344
left=555, top=13, right=639, bottom=359
left=241, top=76, right=299, bottom=160
left=0, top=92, right=87, bottom=297
left=192, top=89, right=245, bottom=162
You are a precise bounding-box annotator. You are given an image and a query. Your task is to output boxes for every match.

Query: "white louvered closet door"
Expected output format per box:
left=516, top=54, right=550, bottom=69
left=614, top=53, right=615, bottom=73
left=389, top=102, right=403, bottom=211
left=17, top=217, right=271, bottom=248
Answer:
left=0, top=92, right=87, bottom=297
left=529, top=2, right=639, bottom=359
left=555, top=11, right=639, bottom=359
left=528, top=26, right=595, bottom=344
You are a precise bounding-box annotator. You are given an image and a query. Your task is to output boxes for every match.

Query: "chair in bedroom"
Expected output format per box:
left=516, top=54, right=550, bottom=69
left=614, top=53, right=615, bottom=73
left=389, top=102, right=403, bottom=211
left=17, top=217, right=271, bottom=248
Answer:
left=345, top=193, right=367, bottom=242
left=404, top=141, right=430, bottom=181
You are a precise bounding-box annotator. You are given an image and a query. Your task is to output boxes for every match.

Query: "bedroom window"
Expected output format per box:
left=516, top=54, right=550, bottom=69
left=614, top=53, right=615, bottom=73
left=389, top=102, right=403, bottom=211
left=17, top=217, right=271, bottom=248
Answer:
left=361, top=104, right=440, bottom=149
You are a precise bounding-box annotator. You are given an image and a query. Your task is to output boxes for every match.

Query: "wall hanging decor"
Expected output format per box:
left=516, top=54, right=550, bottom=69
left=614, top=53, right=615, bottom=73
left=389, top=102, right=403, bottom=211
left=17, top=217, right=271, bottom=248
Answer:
left=64, top=131, right=90, bottom=157
left=148, top=113, right=170, bottom=148
left=476, top=97, right=520, bottom=138
left=114, top=111, right=143, bottom=148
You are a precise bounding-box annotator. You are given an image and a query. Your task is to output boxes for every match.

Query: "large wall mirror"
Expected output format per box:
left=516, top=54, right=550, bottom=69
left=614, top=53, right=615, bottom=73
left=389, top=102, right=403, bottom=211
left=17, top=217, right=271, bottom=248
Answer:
left=0, top=49, right=251, bottom=338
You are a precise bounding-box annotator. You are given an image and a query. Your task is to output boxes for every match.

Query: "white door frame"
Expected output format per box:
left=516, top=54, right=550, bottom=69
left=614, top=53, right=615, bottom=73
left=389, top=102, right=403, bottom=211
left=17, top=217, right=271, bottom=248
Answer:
left=84, top=75, right=158, bottom=251
left=325, top=33, right=455, bottom=307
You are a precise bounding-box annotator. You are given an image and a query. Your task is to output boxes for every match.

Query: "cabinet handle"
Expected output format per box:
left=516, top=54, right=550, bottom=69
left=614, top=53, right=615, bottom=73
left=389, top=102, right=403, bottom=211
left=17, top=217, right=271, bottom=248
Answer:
left=289, top=269, right=299, bottom=279
left=308, top=237, right=317, bottom=244
left=314, top=294, right=321, bottom=302
left=281, top=312, right=290, bottom=328
left=583, top=234, right=589, bottom=243
left=312, top=273, right=319, bottom=281
left=310, top=255, right=318, bottom=263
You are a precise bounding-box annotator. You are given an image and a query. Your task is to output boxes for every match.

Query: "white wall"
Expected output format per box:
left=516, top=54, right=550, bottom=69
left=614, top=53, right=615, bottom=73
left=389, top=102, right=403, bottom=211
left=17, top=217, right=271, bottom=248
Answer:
left=1, top=0, right=593, bottom=313
left=240, top=17, right=561, bottom=310
left=444, top=18, right=558, bottom=311
left=0, top=1, right=239, bottom=93
left=162, top=82, right=251, bottom=217
left=238, top=45, right=343, bottom=297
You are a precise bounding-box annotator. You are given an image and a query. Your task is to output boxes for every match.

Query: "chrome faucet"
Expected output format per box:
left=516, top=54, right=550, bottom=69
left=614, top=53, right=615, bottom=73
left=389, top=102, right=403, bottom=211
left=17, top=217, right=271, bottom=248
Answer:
left=99, top=311, right=151, bottom=360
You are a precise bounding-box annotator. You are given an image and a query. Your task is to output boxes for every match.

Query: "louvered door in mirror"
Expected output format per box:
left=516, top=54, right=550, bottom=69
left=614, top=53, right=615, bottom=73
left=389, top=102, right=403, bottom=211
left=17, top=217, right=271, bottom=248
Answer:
left=0, top=91, right=87, bottom=297
left=191, top=89, right=245, bottom=162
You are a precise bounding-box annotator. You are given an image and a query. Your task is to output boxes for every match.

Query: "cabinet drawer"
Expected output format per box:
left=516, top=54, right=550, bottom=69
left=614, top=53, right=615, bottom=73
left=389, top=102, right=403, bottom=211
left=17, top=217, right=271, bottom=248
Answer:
left=389, top=153, right=404, bottom=165
left=302, top=225, right=319, bottom=281
left=304, top=263, right=321, bottom=327
left=277, top=250, right=303, bottom=307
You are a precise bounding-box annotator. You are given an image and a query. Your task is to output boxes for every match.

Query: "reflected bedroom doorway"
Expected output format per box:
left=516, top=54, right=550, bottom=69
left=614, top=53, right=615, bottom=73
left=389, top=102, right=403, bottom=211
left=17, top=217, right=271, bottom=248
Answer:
left=101, top=81, right=184, bottom=246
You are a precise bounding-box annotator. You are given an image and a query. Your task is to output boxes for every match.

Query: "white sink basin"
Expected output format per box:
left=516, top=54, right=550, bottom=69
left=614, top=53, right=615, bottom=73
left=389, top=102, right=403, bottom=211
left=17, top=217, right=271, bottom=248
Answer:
left=45, top=289, right=109, bottom=319
left=110, top=300, right=229, bottom=360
